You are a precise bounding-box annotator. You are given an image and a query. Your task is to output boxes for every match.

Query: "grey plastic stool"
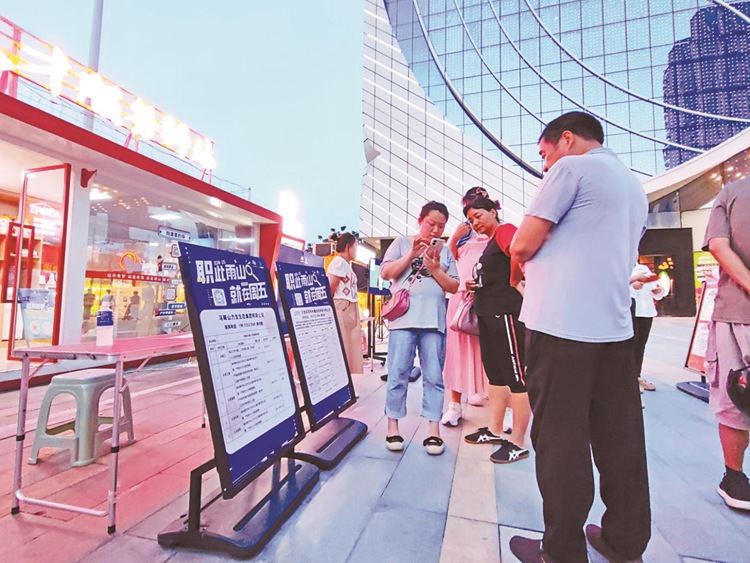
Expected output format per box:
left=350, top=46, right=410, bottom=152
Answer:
left=29, top=368, right=134, bottom=467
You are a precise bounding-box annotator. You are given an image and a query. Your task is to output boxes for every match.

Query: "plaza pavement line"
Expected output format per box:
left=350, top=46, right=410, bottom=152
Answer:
left=439, top=402, right=501, bottom=563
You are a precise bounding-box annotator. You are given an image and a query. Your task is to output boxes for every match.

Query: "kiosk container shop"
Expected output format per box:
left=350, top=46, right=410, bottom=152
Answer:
left=0, top=16, right=283, bottom=384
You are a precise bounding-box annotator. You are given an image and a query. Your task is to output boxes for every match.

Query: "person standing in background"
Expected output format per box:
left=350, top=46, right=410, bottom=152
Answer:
left=703, top=177, right=750, bottom=511
left=327, top=233, right=364, bottom=375
left=630, top=264, right=666, bottom=393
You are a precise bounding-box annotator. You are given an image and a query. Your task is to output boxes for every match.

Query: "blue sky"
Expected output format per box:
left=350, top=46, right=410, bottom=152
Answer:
left=0, top=0, right=365, bottom=242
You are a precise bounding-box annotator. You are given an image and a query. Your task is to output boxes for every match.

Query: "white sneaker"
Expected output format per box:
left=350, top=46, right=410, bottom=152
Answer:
left=441, top=402, right=462, bottom=426
left=503, top=408, right=513, bottom=434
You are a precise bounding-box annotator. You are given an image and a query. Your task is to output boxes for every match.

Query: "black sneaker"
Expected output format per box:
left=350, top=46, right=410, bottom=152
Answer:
left=380, top=373, right=388, bottom=382
left=464, top=427, right=505, bottom=444
left=490, top=440, right=529, bottom=464
left=718, top=471, right=750, bottom=510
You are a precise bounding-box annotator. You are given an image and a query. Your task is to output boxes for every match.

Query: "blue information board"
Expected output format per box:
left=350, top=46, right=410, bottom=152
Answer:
left=177, top=243, right=304, bottom=498
left=275, top=245, right=324, bottom=335
left=275, top=262, right=356, bottom=429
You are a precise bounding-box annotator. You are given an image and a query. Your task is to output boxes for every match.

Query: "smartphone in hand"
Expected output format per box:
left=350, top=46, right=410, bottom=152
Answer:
left=430, top=238, right=445, bottom=253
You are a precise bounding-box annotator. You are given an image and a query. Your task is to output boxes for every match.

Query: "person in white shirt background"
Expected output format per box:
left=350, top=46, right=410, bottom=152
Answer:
left=327, top=233, right=364, bottom=375
left=630, top=263, right=667, bottom=393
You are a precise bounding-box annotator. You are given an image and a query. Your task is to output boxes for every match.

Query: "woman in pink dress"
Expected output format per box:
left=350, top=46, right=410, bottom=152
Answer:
left=441, top=187, right=492, bottom=427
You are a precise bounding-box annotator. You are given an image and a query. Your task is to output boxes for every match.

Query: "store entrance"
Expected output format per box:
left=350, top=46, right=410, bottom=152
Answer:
left=0, top=140, right=68, bottom=372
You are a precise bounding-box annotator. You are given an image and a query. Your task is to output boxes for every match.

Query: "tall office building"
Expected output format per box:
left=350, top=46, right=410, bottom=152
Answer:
left=663, top=2, right=750, bottom=167
left=362, top=0, right=750, bottom=239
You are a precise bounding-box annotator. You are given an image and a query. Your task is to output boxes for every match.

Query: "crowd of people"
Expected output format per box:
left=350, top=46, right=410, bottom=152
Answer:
left=322, top=111, right=749, bottom=563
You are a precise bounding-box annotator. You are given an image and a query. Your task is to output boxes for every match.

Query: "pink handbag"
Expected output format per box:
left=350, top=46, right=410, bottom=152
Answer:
left=381, top=288, right=410, bottom=321
left=380, top=263, right=424, bottom=322
left=449, top=292, right=480, bottom=335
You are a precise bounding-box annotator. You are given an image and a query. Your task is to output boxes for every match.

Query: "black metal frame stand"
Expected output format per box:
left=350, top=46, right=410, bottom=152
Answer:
left=367, top=293, right=387, bottom=371
left=289, top=417, right=367, bottom=470
left=158, top=457, right=319, bottom=559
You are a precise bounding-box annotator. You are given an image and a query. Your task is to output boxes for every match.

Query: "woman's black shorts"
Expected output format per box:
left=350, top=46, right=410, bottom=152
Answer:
left=477, top=313, right=526, bottom=393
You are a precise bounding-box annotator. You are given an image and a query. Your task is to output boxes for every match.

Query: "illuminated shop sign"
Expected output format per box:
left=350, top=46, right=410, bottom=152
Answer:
left=0, top=17, right=216, bottom=171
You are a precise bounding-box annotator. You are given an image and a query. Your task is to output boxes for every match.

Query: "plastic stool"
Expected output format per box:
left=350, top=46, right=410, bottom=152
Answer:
left=29, top=368, right=134, bottom=467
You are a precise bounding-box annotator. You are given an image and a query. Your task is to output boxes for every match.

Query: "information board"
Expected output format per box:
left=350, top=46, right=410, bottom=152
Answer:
left=368, top=258, right=391, bottom=295
left=178, top=243, right=303, bottom=498
left=276, top=244, right=324, bottom=335
left=276, top=261, right=356, bottom=429
left=685, top=279, right=718, bottom=373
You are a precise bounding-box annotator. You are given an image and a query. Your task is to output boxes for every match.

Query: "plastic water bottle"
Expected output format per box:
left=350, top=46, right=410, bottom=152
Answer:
left=96, top=303, right=114, bottom=346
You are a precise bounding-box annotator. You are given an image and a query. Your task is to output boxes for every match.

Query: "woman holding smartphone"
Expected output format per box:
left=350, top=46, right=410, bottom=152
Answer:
left=380, top=201, right=459, bottom=455
left=463, top=196, right=531, bottom=464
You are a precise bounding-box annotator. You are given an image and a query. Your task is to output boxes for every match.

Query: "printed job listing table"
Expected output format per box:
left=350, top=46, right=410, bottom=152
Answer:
left=289, top=306, right=349, bottom=406
left=201, top=308, right=294, bottom=454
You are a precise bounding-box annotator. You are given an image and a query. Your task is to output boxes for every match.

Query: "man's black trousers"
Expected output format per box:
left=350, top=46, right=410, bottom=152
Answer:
left=526, top=330, right=651, bottom=562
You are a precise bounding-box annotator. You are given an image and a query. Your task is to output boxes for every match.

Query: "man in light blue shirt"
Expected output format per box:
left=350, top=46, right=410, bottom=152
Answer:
left=508, top=112, right=650, bottom=563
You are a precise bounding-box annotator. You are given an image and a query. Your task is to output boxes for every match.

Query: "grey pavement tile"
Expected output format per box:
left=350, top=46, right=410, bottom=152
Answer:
left=379, top=418, right=458, bottom=515
left=259, top=456, right=398, bottom=563
left=80, top=534, right=172, bottom=563
left=347, top=506, right=445, bottom=563
left=647, top=452, right=750, bottom=563
left=494, top=453, right=544, bottom=531
left=440, top=516, right=499, bottom=563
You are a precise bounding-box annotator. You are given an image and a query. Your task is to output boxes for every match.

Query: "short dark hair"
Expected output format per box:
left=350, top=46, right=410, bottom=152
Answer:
left=336, top=233, right=357, bottom=252
left=419, top=201, right=449, bottom=222
left=463, top=196, right=500, bottom=218
left=539, top=111, right=604, bottom=145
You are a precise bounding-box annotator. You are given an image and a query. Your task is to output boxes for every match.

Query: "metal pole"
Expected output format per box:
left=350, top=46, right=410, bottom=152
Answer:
left=11, top=356, right=31, bottom=515
left=107, top=357, right=123, bottom=534
left=85, top=0, right=104, bottom=131
left=88, top=0, right=104, bottom=71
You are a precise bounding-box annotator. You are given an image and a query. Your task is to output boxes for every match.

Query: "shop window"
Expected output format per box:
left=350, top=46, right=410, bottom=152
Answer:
left=82, top=178, right=257, bottom=342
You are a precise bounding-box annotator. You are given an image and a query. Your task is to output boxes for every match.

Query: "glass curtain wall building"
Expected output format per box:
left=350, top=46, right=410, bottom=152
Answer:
left=361, top=0, right=541, bottom=240
left=362, top=0, right=750, bottom=239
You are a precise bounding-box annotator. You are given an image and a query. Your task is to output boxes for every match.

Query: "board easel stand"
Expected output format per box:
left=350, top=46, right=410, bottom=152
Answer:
left=289, top=416, right=367, bottom=470
left=676, top=379, right=709, bottom=403
left=157, top=457, right=319, bottom=558
left=677, top=282, right=711, bottom=404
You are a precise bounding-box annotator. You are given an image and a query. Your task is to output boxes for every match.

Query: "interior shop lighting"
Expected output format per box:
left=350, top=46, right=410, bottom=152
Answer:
left=89, top=188, right=112, bottom=201
left=149, top=212, right=181, bottom=221
left=218, top=237, right=255, bottom=244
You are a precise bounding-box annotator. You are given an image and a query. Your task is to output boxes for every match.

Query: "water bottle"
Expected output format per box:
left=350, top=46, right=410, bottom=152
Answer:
left=96, top=302, right=114, bottom=346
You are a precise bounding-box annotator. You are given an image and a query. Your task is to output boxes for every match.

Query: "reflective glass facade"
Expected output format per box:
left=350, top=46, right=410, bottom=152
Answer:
left=380, top=0, right=750, bottom=179
left=362, top=0, right=540, bottom=239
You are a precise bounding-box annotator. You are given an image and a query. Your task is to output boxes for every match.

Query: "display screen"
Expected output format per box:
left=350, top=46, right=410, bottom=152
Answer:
left=368, top=258, right=391, bottom=295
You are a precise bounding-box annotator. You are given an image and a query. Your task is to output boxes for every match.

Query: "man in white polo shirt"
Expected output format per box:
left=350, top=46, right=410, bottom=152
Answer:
left=509, top=112, right=650, bottom=563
